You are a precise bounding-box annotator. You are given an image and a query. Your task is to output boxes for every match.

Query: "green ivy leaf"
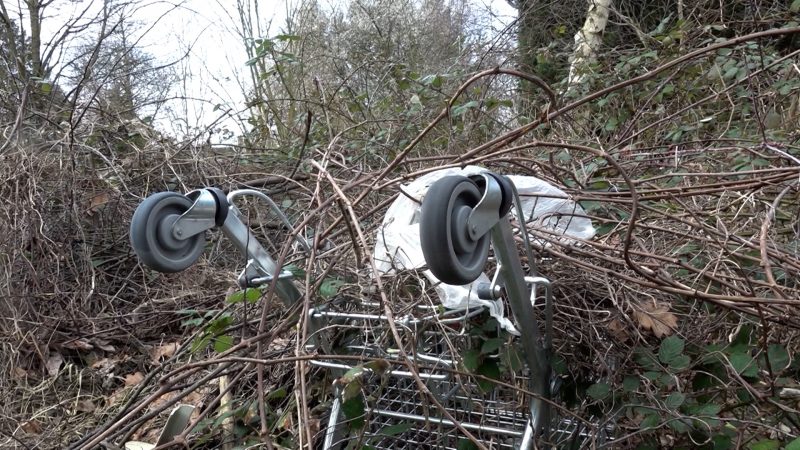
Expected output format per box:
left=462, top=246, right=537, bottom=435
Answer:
left=549, top=353, right=567, bottom=375
left=283, top=264, right=306, bottom=278
left=641, top=413, right=659, bottom=428
left=456, top=439, right=480, bottom=450
left=667, top=418, right=691, bottom=433
left=451, top=100, right=480, bottom=117
left=586, top=382, right=611, bottom=400
left=481, top=338, right=504, bottom=355
left=785, top=437, right=800, bottom=450
left=712, top=434, right=732, bottom=450
left=227, top=288, right=261, bottom=304
left=500, top=345, right=524, bottom=375
left=213, top=334, right=233, bottom=353
left=476, top=360, right=500, bottom=392
left=463, top=349, right=481, bottom=372
left=766, top=344, right=790, bottom=371
left=749, top=440, right=780, bottom=450
left=665, top=392, right=685, bottom=409
left=622, top=376, right=639, bottom=393
left=379, top=422, right=412, bottom=437
left=191, top=333, right=212, bottom=353
left=659, top=336, right=685, bottom=365
left=669, top=354, right=692, bottom=371
left=729, top=352, right=758, bottom=377
left=341, top=393, right=365, bottom=429
left=319, top=278, right=345, bottom=299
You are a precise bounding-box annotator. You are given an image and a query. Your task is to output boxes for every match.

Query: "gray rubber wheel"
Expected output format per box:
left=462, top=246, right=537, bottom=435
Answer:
left=129, top=192, right=205, bottom=273
left=419, top=176, right=490, bottom=285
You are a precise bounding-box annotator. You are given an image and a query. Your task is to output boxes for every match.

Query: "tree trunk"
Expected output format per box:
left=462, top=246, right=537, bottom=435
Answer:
left=26, top=0, right=44, bottom=79
left=566, top=0, right=612, bottom=92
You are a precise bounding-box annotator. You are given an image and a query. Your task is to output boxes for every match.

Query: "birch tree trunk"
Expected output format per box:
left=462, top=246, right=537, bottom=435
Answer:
left=566, top=0, right=612, bottom=92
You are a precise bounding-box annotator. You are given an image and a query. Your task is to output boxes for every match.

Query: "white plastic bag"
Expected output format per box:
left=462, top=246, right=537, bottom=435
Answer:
left=373, top=166, right=594, bottom=334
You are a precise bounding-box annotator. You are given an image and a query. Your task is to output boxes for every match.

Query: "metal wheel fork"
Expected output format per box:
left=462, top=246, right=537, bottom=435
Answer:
left=152, top=187, right=305, bottom=306
left=469, top=172, right=554, bottom=448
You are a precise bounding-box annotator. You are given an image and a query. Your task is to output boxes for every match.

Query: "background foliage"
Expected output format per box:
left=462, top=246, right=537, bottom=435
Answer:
left=1, top=0, right=799, bottom=448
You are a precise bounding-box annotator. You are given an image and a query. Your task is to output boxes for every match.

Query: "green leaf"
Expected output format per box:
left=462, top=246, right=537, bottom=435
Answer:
left=549, top=353, right=567, bottom=375
left=622, top=376, right=639, bottom=393
left=785, top=437, right=800, bottom=450
left=635, top=348, right=660, bottom=370
left=791, top=0, right=800, bottom=13
left=379, top=422, right=412, bottom=437
left=586, top=382, right=611, bottom=400
left=274, top=34, right=300, bottom=42
left=749, top=440, right=780, bottom=450
left=500, top=345, right=524, bottom=375
left=766, top=344, right=790, bottom=371
left=659, top=335, right=685, bottom=364
left=456, top=439, right=480, bottom=450
left=579, top=200, right=603, bottom=213
left=341, top=393, right=365, bottom=429
left=451, top=100, right=480, bottom=117
left=191, top=333, right=212, bottom=353
left=640, top=413, right=659, bottom=428
left=283, top=264, right=306, bottom=278
left=665, top=392, right=685, bottom=409
left=596, top=222, right=618, bottom=236
left=319, top=278, right=345, bottom=299
left=227, top=288, right=261, bottom=304
left=667, top=418, right=691, bottom=433
left=669, top=354, right=692, bottom=371
left=463, top=349, right=481, bottom=372
left=604, top=116, right=619, bottom=132
left=266, top=387, right=287, bottom=401
left=712, top=434, right=733, bottom=450
left=729, top=352, right=758, bottom=377
left=481, top=338, right=504, bottom=355
left=475, top=360, right=500, bottom=392
left=364, top=359, right=391, bottom=375
left=340, top=366, right=367, bottom=384
left=213, top=335, right=233, bottom=353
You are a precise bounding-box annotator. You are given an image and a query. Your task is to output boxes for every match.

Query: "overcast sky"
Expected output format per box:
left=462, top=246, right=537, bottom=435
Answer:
left=25, top=0, right=516, bottom=140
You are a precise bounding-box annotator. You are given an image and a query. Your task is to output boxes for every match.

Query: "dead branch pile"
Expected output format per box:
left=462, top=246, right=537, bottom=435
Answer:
left=3, top=26, right=800, bottom=450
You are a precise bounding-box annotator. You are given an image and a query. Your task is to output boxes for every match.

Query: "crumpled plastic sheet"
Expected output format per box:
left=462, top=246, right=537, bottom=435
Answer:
left=373, top=166, right=595, bottom=335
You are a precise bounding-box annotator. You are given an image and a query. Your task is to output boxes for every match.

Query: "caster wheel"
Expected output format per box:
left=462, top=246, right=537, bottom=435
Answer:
left=493, top=174, right=514, bottom=218
left=130, top=192, right=205, bottom=273
left=420, top=176, right=490, bottom=285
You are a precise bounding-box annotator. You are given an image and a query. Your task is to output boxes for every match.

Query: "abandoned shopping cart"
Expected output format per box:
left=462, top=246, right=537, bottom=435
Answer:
left=128, top=170, right=612, bottom=449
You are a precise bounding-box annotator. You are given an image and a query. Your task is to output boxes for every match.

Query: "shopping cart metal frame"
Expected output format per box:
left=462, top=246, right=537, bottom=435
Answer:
left=127, top=170, right=598, bottom=449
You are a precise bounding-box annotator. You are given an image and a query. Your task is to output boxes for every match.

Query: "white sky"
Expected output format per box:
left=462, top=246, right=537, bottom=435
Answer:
left=23, top=0, right=517, bottom=140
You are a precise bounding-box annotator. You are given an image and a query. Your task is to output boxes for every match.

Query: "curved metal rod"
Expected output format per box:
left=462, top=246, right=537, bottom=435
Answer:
left=228, top=188, right=311, bottom=253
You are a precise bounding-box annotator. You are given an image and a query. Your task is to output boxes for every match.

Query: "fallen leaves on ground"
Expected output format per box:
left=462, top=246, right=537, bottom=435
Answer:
left=62, top=338, right=94, bottom=351
left=21, top=419, right=43, bottom=435
left=125, top=371, right=145, bottom=386
left=149, top=342, right=179, bottom=364
left=633, top=300, right=678, bottom=338
left=46, top=353, right=63, bottom=376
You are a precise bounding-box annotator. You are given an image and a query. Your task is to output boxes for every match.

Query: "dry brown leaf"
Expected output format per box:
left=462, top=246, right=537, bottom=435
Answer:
left=46, top=353, right=63, bottom=376
left=150, top=342, right=179, bottom=364
left=12, top=366, right=29, bottom=380
left=86, top=192, right=111, bottom=215
left=91, top=358, right=112, bottom=370
left=76, top=399, right=96, bottom=412
left=93, top=338, right=116, bottom=352
left=62, top=338, right=94, bottom=351
left=21, top=419, right=43, bottom=435
left=607, top=318, right=629, bottom=342
left=125, top=372, right=145, bottom=386
left=633, top=301, right=678, bottom=338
